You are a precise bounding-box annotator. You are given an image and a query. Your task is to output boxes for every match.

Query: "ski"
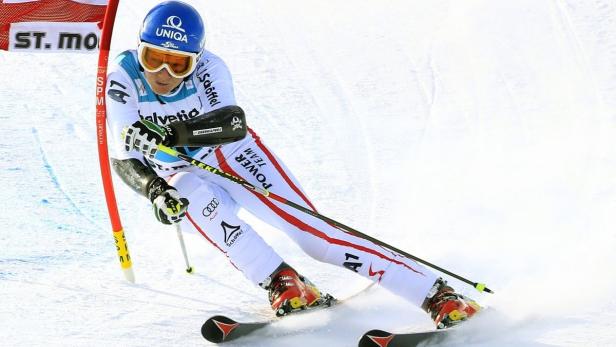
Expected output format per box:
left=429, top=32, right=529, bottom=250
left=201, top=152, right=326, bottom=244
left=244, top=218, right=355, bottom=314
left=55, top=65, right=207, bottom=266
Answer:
left=201, top=293, right=338, bottom=343
left=358, top=328, right=452, bottom=347
left=201, top=285, right=374, bottom=343
left=201, top=315, right=271, bottom=343
left=358, top=307, right=495, bottom=347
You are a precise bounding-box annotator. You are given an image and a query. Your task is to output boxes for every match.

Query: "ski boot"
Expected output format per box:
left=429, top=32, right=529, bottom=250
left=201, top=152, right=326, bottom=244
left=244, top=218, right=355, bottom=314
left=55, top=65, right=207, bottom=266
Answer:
left=421, top=278, right=481, bottom=329
left=261, top=263, right=327, bottom=316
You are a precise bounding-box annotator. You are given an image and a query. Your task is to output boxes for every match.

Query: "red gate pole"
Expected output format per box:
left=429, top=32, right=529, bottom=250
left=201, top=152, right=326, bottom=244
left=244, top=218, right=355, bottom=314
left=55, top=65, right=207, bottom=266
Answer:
left=95, top=0, right=134, bottom=282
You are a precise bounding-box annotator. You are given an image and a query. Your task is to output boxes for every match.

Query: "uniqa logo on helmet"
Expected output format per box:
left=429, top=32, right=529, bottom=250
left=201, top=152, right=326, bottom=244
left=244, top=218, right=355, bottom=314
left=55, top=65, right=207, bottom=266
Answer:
left=155, top=15, right=188, bottom=43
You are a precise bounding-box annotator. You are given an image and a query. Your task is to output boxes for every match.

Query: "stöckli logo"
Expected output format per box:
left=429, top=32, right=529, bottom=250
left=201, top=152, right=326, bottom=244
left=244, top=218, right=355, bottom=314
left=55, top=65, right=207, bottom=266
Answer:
left=156, top=16, right=188, bottom=43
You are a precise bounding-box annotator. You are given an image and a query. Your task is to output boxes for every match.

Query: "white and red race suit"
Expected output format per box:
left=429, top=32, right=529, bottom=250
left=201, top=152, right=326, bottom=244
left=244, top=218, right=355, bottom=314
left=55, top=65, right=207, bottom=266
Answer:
left=106, top=49, right=438, bottom=307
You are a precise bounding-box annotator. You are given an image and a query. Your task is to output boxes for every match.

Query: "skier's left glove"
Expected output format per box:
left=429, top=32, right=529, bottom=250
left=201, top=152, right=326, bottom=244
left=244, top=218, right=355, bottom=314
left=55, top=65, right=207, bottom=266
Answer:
left=122, top=120, right=175, bottom=160
left=147, top=177, right=189, bottom=225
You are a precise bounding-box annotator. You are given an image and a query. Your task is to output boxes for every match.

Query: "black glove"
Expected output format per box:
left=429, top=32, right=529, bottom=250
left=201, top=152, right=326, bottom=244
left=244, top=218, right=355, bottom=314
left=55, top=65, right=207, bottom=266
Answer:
left=147, top=177, right=189, bottom=225
left=122, top=120, right=175, bottom=160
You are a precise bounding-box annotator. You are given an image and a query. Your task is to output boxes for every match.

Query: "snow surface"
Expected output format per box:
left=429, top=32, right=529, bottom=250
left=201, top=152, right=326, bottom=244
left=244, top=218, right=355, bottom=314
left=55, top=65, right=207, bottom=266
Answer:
left=2, top=1, right=616, bottom=346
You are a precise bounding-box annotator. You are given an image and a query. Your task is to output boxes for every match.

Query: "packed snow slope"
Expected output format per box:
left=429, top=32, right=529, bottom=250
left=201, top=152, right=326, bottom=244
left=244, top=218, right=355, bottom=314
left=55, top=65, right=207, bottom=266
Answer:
left=2, top=1, right=616, bottom=346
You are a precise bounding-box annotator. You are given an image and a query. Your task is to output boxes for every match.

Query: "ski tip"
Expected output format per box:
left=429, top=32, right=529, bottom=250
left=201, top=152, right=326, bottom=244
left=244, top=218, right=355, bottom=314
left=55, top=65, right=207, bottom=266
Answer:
left=358, top=329, right=394, bottom=347
left=201, top=315, right=239, bottom=343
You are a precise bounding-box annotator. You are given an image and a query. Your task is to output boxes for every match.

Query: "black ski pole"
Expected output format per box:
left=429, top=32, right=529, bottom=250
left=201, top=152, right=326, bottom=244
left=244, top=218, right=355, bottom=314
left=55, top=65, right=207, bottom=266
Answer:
left=158, top=145, right=493, bottom=294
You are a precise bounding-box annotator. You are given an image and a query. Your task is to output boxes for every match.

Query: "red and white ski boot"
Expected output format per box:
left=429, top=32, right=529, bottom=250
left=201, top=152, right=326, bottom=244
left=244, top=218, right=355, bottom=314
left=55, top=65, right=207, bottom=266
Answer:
left=261, top=263, right=323, bottom=316
left=422, top=278, right=481, bottom=329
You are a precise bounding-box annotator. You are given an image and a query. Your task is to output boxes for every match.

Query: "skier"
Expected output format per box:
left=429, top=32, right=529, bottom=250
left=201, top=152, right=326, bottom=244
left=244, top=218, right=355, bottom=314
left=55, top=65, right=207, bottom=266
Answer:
left=106, top=0, right=480, bottom=329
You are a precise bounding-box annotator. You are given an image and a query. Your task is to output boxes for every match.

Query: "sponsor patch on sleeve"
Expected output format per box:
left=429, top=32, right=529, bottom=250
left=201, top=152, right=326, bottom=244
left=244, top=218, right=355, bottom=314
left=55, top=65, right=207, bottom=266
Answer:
left=193, top=127, right=223, bottom=136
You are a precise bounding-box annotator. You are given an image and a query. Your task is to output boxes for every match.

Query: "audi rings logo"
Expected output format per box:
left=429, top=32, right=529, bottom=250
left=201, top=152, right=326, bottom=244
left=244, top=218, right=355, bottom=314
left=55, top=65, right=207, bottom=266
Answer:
left=202, top=198, right=220, bottom=218
left=162, top=16, right=185, bottom=32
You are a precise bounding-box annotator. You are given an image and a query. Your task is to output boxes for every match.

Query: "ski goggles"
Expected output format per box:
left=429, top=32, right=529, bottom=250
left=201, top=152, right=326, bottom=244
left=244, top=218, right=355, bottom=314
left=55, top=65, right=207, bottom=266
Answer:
left=137, top=42, right=199, bottom=79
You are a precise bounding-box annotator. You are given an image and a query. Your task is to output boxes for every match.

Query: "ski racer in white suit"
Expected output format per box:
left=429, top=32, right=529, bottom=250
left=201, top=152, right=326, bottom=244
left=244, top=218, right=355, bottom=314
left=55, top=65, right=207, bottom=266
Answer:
left=107, top=0, right=479, bottom=328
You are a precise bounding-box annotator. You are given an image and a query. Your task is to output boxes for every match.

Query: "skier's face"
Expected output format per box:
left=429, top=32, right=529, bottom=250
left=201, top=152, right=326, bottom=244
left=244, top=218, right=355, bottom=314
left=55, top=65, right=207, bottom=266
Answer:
left=144, top=68, right=183, bottom=95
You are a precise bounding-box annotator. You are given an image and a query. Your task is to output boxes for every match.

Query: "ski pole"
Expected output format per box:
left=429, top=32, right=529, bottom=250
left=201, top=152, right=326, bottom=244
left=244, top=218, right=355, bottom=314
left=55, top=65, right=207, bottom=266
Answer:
left=158, top=145, right=493, bottom=294
left=175, top=224, right=194, bottom=273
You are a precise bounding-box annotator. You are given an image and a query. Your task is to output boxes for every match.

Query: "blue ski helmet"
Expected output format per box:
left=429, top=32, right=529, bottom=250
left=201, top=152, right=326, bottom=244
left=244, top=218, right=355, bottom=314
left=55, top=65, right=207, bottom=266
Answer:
left=139, top=1, right=205, bottom=54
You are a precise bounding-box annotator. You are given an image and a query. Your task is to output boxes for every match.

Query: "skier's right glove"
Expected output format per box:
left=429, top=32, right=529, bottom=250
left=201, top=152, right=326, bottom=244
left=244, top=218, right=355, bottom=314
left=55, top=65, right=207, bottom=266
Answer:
left=122, top=119, right=174, bottom=160
left=147, top=177, right=189, bottom=225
